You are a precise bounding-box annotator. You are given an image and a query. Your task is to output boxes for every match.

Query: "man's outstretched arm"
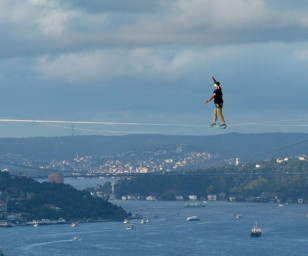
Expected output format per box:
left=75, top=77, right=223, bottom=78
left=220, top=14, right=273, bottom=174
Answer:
left=211, top=76, right=217, bottom=84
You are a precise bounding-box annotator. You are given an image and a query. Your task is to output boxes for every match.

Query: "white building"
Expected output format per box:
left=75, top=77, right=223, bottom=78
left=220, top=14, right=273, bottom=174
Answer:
left=207, top=194, right=217, bottom=201
left=235, top=158, right=240, bottom=166
left=137, top=167, right=148, bottom=173
left=188, top=195, right=197, bottom=201
left=146, top=196, right=156, bottom=201
left=7, top=213, right=22, bottom=221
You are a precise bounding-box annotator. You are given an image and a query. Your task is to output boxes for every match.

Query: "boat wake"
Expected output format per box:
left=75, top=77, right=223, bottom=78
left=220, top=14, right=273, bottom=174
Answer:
left=22, top=238, right=78, bottom=251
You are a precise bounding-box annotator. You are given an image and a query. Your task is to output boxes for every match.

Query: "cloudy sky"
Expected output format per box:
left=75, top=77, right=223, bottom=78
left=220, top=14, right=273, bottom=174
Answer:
left=0, top=0, right=308, bottom=137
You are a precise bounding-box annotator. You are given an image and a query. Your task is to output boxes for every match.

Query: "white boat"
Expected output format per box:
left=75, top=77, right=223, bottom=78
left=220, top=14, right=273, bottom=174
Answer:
left=71, top=222, right=79, bottom=227
left=250, top=223, right=262, bottom=237
left=140, top=219, right=145, bottom=224
left=123, top=219, right=129, bottom=224
left=184, top=201, right=207, bottom=207
left=0, top=221, right=13, bottom=228
left=73, top=236, right=79, bottom=241
left=236, top=214, right=243, bottom=219
left=33, top=223, right=39, bottom=228
left=186, top=216, right=200, bottom=221
left=126, top=224, right=134, bottom=230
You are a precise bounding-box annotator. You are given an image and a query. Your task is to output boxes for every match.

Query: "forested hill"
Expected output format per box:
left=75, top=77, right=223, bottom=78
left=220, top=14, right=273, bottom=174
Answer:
left=0, top=171, right=129, bottom=221
left=114, top=158, right=308, bottom=202
left=0, top=133, right=307, bottom=161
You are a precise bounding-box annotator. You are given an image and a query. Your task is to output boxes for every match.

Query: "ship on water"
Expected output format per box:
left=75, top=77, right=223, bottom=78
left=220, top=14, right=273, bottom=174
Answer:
left=0, top=221, right=13, bottom=228
left=126, top=224, right=134, bottom=230
left=250, top=223, right=262, bottom=237
left=186, top=216, right=200, bottom=221
left=184, top=201, right=207, bottom=207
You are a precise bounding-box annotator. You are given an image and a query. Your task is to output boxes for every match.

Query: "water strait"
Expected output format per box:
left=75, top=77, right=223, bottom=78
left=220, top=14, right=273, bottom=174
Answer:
left=0, top=200, right=308, bottom=256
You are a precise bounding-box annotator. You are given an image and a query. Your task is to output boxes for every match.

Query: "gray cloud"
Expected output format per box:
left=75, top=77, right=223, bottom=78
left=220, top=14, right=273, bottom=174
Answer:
left=1, top=0, right=308, bottom=58
left=0, top=0, right=307, bottom=137
left=62, top=0, right=173, bottom=14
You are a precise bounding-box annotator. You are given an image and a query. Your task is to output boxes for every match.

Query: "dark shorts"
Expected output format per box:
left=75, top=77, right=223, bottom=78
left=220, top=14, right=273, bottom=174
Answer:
left=215, top=103, right=223, bottom=108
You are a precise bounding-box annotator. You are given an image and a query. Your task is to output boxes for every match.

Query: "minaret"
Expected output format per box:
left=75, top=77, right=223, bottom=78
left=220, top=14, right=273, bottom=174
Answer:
left=109, top=182, right=116, bottom=200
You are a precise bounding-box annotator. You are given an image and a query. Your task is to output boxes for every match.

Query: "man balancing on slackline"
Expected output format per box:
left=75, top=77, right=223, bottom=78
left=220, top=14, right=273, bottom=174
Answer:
left=204, top=76, right=227, bottom=129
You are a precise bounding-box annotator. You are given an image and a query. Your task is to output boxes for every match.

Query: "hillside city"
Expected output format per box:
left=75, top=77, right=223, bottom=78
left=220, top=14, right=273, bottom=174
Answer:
left=0, top=133, right=307, bottom=178
left=1, top=144, right=221, bottom=177
left=1, top=143, right=307, bottom=178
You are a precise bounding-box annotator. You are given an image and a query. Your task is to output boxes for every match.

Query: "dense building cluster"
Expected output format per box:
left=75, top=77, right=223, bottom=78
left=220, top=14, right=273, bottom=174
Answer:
left=38, top=147, right=215, bottom=176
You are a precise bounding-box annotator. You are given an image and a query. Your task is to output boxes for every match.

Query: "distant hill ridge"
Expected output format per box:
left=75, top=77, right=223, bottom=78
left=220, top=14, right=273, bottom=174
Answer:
left=0, top=132, right=307, bottom=161
left=0, top=171, right=129, bottom=221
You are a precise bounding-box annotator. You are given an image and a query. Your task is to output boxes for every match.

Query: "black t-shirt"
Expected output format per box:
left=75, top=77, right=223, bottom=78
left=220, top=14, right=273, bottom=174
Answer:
left=213, top=87, right=223, bottom=104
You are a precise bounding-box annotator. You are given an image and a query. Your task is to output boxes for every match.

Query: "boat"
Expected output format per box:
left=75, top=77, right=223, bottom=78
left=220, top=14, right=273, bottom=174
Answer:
left=186, top=216, right=200, bottom=221
left=73, top=236, right=79, bottom=241
left=145, top=219, right=151, bottom=223
left=33, top=223, right=39, bottom=228
left=250, top=223, right=262, bottom=237
left=71, top=222, right=79, bottom=227
left=0, top=221, right=14, bottom=228
left=126, top=224, right=134, bottom=230
left=184, top=201, right=207, bottom=207
left=140, top=219, right=145, bottom=224
left=236, top=214, right=243, bottom=219
left=123, top=219, right=129, bottom=224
